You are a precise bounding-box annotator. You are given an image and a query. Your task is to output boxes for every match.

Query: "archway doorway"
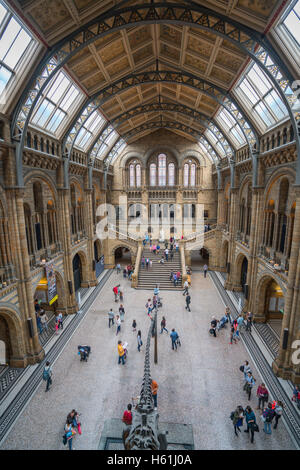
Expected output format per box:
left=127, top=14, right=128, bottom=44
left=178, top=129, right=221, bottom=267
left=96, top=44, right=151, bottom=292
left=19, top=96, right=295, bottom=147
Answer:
left=265, top=280, right=284, bottom=323
left=73, top=254, right=82, bottom=292
left=114, top=247, right=132, bottom=266
left=190, top=247, right=209, bottom=268
left=94, top=240, right=104, bottom=277
left=241, top=257, right=248, bottom=293
left=0, top=317, right=9, bottom=367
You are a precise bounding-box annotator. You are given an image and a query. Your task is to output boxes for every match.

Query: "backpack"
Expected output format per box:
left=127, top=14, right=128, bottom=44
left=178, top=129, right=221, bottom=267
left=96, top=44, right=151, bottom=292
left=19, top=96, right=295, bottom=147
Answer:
left=62, top=434, right=67, bottom=445
left=239, top=365, right=244, bottom=372
left=43, top=367, right=49, bottom=381
left=230, top=411, right=234, bottom=421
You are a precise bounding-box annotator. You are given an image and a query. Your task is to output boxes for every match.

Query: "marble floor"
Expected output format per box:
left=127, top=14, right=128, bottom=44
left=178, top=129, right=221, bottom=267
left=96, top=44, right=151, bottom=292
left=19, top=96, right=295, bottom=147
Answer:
left=0, top=272, right=296, bottom=450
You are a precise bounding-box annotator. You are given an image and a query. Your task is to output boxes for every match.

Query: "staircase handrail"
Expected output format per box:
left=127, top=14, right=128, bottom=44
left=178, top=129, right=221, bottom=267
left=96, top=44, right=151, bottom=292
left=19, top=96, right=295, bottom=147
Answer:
left=132, top=241, right=143, bottom=287
left=184, top=223, right=217, bottom=241
left=108, top=223, right=140, bottom=244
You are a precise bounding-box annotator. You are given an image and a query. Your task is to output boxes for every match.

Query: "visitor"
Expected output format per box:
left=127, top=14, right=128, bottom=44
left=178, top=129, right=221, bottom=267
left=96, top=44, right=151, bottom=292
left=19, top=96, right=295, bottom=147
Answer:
left=182, top=279, right=189, bottom=296
left=244, top=406, right=256, bottom=443
left=176, top=271, right=181, bottom=284
left=203, top=264, right=208, bottom=278
left=116, top=263, right=121, bottom=274
left=137, top=330, right=142, bottom=352
left=245, top=312, right=253, bottom=332
left=256, top=383, right=269, bottom=411
left=40, top=311, right=48, bottom=333
left=154, top=285, right=160, bottom=296
left=122, top=404, right=133, bottom=425
left=119, top=304, right=125, bottom=322
left=210, top=316, right=218, bottom=337
left=185, top=293, right=191, bottom=311
left=225, top=307, right=233, bottom=325
left=67, top=410, right=81, bottom=434
left=116, top=315, right=121, bottom=335
left=173, top=272, right=177, bottom=287
left=152, top=244, right=156, bottom=254
left=141, top=256, right=145, bottom=268
left=108, top=308, right=115, bottom=328
left=146, top=299, right=152, bottom=316
left=169, top=271, right=174, bottom=282
left=262, top=402, right=275, bottom=434
left=160, top=316, right=168, bottom=334
left=237, top=313, right=244, bottom=333
left=233, top=319, right=239, bottom=340
left=159, top=257, right=165, bottom=264
left=132, top=319, right=137, bottom=332
left=244, top=371, right=256, bottom=400
left=165, top=248, right=169, bottom=261
left=175, top=242, right=179, bottom=252
left=229, top=324, right=237, bottom=344
left=123, top=268, right=127, bottom=278
left=232, top=405, right=244, bottom=436
left=170, top=328, right=179, bottom=351
left=146, top=258, right=149, bottom=270
left=153, top=295, right=157, bottom=310
left=292, top=384, right=300, bottom=402
left=43, top=361, right=53, bottom=392
left=64, top=417, right=76, bottom=450
left=273, top=401, right=284, bottom=429
left=149, top=259, right=152, bottom=270
left=119, top=286, right=124, bottom=302
left=242, top=361, right=251, bottom=381
left=36, top=313, right=43, bottom=334
left=118, top=340, right=125, bottom=365
left=113, top=284, right=120, bottom=302
left=58, top=312, right=63, bottom=330
left=156, top=244, right=160, bottom=255
left=151, top=379, right=158, bottom=409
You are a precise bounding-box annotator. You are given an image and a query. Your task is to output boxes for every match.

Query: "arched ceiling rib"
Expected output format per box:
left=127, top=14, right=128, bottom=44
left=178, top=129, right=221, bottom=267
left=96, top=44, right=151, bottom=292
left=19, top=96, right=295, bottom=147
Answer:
left=11, top=1, right=299, bottom=185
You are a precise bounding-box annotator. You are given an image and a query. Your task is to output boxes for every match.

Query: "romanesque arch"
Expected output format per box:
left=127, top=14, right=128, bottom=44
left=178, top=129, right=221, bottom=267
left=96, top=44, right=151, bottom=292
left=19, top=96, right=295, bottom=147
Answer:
left=0, top=306, right=26, bottom=367
left=255, top=274, right=286, bottom=323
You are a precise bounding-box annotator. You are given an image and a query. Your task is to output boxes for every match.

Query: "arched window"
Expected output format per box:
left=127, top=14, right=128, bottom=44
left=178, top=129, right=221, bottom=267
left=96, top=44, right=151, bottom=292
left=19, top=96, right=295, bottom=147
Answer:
left=136, top=164, right=141, bottom=187
left=150, top=163, right=156, bottom=186
left=158, top=154, right=166, bottom=186
left=168, top=163, right=175, bottom=186
left=190, top=164, right=196, bottom=186
left=184, top=163, right=189, bottom=187
left=129, top=164, right=135, bottom=187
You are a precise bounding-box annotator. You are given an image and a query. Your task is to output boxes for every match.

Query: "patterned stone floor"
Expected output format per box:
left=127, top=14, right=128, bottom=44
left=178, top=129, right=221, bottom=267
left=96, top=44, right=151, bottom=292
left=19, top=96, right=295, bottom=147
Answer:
left=0, top=271, right=296, bottom=450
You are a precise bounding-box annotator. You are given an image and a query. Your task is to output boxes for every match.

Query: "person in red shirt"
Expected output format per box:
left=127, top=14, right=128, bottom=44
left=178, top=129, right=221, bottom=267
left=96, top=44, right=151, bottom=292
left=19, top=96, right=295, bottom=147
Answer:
left=113, top=285, right=119, bottom=302
left=122, top=404, right=132, bottom=425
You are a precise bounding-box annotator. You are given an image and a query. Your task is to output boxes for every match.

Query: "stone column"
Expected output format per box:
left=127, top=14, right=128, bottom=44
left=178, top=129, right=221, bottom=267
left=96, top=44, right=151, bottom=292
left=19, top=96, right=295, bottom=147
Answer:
left=273, top=188, right=300, bottom=381
left=224, top=188, right=239, bottom=290
left=8, top=188, right=44, bottom=366
left=245, top=187, right=265, bottom=317
left=82, top=187, right=97, bottom=287
left=57, top=188, right=78, bottom=313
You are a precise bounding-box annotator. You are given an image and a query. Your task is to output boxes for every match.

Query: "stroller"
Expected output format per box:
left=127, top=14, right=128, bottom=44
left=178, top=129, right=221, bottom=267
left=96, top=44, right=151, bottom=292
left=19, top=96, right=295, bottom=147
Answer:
left=78, top=345, right=91, bottom=362
left=217, top=315, right=228, bottom=330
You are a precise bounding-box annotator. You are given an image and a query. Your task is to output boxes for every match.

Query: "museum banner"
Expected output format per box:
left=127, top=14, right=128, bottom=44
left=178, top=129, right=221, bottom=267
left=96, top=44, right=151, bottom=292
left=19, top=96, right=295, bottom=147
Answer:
left=45, top=261, right=58, bottom=306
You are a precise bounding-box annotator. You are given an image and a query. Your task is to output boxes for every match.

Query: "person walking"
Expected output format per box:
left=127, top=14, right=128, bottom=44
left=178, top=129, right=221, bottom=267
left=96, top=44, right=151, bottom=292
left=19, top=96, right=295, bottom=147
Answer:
left=160, top=316, right=168, bottom=334
left=203, top=264, right=208, bottom=278
left=151, top=380, right=158, bottom=409
left=122, top=404, right=133, bottom=425
left=40, top=311, right=48, bottom=333
left=137, top=330, right=142, bottom=352
left=232, top=405, right=244, bottom=436
left=146, top=258, right=149, bottom=270
left=165, top=248, right=169, bottom=261
left=116, top=263, right=121, bottom=274
left=118, top=340, right=125, bottom=365
left=243, top=361, right=251, bottom=380
left=256, top=383, right=269, bottom=411
left=116, top=315, right=121, bottom=335
left=244, top=406, right=256, bottom=443
left=236, top=313, right=244, bottom=334
left=64, top=418, right=76, bottom=450
left=132, top=319, right=137, bottom=332
left=229, top=324, right=237, bottom=344
left=43, top=361, right=53, bottom=392
left=170, top=328, right=179, bottom=351
left=141, top=256, right=145, bottom=269
left=119, top=287, right=124, bottom=302
left=108, top=308, right=115, bottom=328
left=244, top=371, right=256, bottom=400
left=146, top=299, right=153, bottom=316
left=119, top=305, right=125, bottom=322
left=169, top=271, right=174, bottom=282
left=245, top=311, right=253, bottom=332
left=182, top=280, right=189, bottom=295
left=273, top=401, right=284, bottom=429
left=36, top=313, right=43, bottom=334
left=173, top=272, right=177, bottom=287
left=262, top=402, right=275, bottom=434
left=185, top=294, right=191, bottom=311
left=113, top=285, right=120, bottom=302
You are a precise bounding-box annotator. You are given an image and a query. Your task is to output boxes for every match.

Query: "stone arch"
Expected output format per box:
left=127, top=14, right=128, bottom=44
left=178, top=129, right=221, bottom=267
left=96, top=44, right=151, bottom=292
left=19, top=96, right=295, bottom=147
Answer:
left=111, top=243, right=135, bottom=261
left=144, top=146, right=180, bottom=165
left=72, top=250, right=88, bottom=291
left=0, top=304, right=26, bottom=367
left=24, top=171, right=58, bottom=206
left=180, top=149, right=206, bottom=167
left=264, top=168, right=295, bottom=203
left=54, top=270, right=67, bottom=311
left=255, top=274, right=286, bottom=322
left=233, top=253, right=249, bottom=290
left=119, top=151, right=145, bottom=169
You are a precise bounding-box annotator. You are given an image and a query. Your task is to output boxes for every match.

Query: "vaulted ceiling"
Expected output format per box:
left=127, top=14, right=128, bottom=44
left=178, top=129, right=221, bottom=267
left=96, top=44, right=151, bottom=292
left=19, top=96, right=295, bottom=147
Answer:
left=14, top=0, right=282, bottom=144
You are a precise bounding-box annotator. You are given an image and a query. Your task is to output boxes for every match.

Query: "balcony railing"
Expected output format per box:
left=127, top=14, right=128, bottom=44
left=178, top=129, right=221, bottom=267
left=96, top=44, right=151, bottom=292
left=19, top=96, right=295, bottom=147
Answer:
left=0, top=265, right=16, bottom=289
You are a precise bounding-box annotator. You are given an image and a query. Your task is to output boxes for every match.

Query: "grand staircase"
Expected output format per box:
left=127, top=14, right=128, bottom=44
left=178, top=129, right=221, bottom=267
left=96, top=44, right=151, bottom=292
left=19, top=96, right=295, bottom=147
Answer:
left=137, top=246, right=183, bottom=290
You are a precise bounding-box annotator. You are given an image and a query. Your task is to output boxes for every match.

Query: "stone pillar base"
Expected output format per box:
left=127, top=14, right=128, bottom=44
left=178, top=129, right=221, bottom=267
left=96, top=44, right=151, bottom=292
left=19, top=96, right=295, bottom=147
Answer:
left=17, top=348, right=45, bottom=367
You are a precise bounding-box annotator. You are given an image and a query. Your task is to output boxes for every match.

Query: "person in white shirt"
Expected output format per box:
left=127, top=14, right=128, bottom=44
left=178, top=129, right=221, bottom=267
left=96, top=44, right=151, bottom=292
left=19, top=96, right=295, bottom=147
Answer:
left=183, top=280, right=189, bottom=296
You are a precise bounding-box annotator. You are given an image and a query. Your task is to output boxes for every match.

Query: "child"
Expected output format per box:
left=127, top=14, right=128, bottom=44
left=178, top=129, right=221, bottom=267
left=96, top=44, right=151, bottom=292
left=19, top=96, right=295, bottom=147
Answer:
left=132, top=319, right=137, bottom=332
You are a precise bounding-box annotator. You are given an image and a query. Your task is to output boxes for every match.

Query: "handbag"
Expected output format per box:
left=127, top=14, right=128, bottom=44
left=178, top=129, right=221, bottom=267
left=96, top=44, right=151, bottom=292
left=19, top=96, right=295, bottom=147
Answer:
left=253, top=423, right=259, bottom=432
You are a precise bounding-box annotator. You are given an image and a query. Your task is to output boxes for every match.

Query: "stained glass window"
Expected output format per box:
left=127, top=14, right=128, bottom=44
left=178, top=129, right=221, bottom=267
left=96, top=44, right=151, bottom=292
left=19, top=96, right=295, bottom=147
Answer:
left=136, top=164, right=141, bottom=187
left=190, top=164, right=196, bottom=187
left=168, top=163, right=175, bottom=186
left=150, top=164, right=156, bottom=186
left=158, top=154, right=166, bottom=186
left=184, top=163, right=189, bottom=187
left=129, top=164, right=135, bottom=187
